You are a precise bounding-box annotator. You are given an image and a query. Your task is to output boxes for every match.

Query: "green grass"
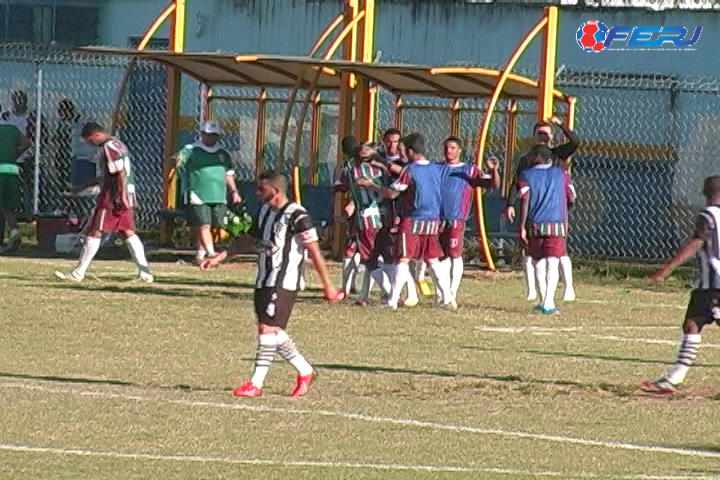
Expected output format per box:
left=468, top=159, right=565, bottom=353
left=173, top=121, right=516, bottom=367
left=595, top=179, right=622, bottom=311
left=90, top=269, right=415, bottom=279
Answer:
left=1, top=255, right=720, bottom=479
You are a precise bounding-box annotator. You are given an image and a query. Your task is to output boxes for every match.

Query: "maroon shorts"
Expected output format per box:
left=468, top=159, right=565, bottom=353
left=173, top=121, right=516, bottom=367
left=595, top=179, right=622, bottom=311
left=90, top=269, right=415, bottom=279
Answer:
left=440, top=220, right=465, bottom=259
left=397, top=232, right=443, bottom=261
left=527, top=236, right=567, bottom=261
left=90, top=206, right=135, bottom=233
left=357, top=226, right=394, bottom=265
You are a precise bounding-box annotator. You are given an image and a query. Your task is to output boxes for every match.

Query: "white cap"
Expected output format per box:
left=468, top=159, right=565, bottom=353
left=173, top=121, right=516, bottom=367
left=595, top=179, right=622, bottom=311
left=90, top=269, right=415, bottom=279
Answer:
left=200, top=120, right=223, bottom=135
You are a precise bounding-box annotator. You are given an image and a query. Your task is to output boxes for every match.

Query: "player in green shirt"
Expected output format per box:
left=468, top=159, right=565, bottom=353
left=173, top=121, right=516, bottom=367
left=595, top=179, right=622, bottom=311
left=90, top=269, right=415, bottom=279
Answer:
left=174, top=120, right=241, bottom=265
left=0, top=116, right=30, bottom=252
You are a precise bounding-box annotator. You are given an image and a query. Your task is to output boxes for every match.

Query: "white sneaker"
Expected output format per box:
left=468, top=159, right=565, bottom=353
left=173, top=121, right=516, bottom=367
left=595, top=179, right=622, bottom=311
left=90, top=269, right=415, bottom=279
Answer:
left=526, top=293, right=538, bottom=301
left=137, top=269, right=154, bottom=283
left=55, top=270, right=84, bottom=282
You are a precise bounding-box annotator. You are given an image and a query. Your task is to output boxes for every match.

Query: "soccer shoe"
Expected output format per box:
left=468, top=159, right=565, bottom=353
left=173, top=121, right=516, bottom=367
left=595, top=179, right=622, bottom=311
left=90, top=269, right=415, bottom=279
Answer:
left=526, top=293, right=538, bottom=302
left=4, top=230, right=21, bottom=253
left=532, top=304, right=543, bottom=313
left=563, top=289, right=576, bottom=302
left=540, top=306, right=559, bottom=315
left=290, top=372, right=315, bottom=397
left=355, top=300, right=369, bottom=307
left=54, top=270, right=84, bottom=282
left=137, top=269, right=154, bottom=283
left=400, top=297, right=419, bottom=308
left=440, top=299, right=458, bottom=310
left=639, top=378, right=678, bottom=395
left=417, top=280, right=433, bottom=297
left=233, top=381, right=262, bottom=397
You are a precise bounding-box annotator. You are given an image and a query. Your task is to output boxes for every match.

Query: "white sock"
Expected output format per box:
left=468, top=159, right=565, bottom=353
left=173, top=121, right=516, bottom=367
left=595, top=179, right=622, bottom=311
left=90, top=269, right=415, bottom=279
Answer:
left=9, top=228, right=19, bottom=239
left=251, top=333, right=277, bottom=388
left=382, top=263, right=395, bottom=297
left=450, top=257, right=464, bottom=299
left=534, top=258, right=547, bottom=306
left=543, top=257, right=560, bottom=310
left=415, top=260, right=427, bottom=282
left=666, top=334, right=701, bottom=385
left=75, top=236, right=101, bottom=276
left=370, top=267, right=390, bottom=297
left=125, top=234, right=149, bottom=271
left=436, top=258, right=451, bottom=303
left=429, top=260, right=453, bottom=305
left=389, top=262, right=410, bottom=307
left=351, top=253, right=360, bottom=290
left=405, top=265, right=418, bottom=302
left=276, top=330, right=313, bottom=376
left=524, top=256, right=537, bottom=300
left=359, top=268, right=373, bottom=302
left=341, top=257, right=355, bottom=294
left=195, top=249, right=207, bottom=262
left=205, top=243, right=216, bottom=257
left=560, top=255, right=575, bottom=300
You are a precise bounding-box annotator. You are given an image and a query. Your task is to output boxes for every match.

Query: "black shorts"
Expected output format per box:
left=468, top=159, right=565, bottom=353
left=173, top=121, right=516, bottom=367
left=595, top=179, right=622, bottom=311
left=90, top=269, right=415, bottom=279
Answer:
left=254, top=287, right=297, bottom=329
left=685, top=289, right=720, bottom=325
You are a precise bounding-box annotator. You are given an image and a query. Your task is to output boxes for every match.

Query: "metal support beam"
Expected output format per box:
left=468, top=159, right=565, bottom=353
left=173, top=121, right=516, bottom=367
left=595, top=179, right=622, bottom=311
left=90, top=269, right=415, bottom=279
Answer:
left=538, top=6, right=558, bottom=121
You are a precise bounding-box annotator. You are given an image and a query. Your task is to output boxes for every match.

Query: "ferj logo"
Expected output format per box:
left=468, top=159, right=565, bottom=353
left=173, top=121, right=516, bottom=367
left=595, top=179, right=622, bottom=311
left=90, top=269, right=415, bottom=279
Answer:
left=576, top=21, right=702, bottom=52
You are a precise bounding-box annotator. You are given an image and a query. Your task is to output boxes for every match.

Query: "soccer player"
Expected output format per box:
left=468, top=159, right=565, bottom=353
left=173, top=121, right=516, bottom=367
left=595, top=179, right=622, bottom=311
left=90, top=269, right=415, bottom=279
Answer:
left=333, top=141, right=391, bottom=305
left=440, top=137, right=500, bottom=300
left=202, top=170, right=344, bottom=397
left=337, top=136, right=361, bottom=296
left=506, top=117, right=579, bottom=302
left=54, top=122, right=152, bottom=283
left=359, top=133, right=453, bottom=309
left=173, top=120, right=242, bottom=265
left=640, top=176, right=720, bottom=395
left=517, top=146, right=575, bottom=314
left=0, top=114, right=30, bottom=252
left=376, top=129, right=420, bottom=306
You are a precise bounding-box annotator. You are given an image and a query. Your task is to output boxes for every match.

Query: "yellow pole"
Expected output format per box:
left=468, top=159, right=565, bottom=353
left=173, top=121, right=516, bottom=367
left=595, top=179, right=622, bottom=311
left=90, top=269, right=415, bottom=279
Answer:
left=450, top=98, right=461, bottom=137
left=290, top=10, right=367, bottom=203
left=356, top=0, right=376, bottom=141
left=309, top=94, right=321, bottom=186
left=161, top=0, right=186, bottom=245
left=255, top=89, right=267, bottom=177
left=472, top=15, right=547, bottom=271
left=503, top=100, right=518, bottom=197
left=331, top=0, right=360, bottom=259
left=393, top=95, right=404, bottom=131
left=111, top=2, right=176, bottom=134
left=538, top=6, right=558, bottom=121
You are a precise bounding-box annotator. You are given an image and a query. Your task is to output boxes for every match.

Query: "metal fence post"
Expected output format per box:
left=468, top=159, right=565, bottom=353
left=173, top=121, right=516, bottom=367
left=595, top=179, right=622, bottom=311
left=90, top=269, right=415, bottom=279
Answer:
left=32, top=61, right=44, bottom=216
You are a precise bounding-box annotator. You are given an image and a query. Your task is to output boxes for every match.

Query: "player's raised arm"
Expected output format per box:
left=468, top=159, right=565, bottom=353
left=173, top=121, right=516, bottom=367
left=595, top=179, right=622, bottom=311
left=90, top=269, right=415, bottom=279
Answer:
left=358, top=166, right=409, bottom=199
left=468, top=156, right=500, bottom=189
left=549, top=116, right=579, bottom=164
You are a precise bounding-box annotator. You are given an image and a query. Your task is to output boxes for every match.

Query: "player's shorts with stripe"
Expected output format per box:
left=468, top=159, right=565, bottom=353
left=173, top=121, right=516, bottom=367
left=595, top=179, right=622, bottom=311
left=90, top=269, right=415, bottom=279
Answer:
left=685, top=289, right=720, bottom=325
left=527, top=235, right=566, bottom=261
left=254, top=287, right=297, bottom=329
left=89, top=206, right=135, bottom=233
left=440, top=220, right=465, bottom=258
left=356, top=225, right=394, bottom=266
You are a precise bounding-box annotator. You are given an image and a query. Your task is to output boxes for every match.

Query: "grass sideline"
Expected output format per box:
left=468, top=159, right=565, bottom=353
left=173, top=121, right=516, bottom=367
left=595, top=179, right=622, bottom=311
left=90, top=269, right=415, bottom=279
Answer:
left=2, top=256, right=720, bottom=479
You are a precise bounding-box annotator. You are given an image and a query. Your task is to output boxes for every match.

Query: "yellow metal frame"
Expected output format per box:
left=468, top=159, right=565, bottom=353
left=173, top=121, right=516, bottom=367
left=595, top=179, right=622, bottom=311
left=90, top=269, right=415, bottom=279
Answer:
left=565, top=96, right=576, bottom=173
left=503, top=100, right=518, bottom=197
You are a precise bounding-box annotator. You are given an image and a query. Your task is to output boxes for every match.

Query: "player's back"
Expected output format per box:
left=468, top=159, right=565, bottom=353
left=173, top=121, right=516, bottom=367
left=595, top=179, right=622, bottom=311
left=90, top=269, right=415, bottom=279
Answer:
left=406, top=161, right=445, bottom=220
left=522, top=164, right=568, bottom=229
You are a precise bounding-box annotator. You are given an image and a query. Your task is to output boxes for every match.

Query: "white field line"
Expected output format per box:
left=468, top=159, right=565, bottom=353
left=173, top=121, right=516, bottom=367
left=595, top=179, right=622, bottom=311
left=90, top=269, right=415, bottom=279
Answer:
left=3, top=382, right=720, bottom=462
left=2, top=443, right=720, bottom=480
left=474, top=326, right=720, bottom=349
left=3, top=443, right=720, bottom=479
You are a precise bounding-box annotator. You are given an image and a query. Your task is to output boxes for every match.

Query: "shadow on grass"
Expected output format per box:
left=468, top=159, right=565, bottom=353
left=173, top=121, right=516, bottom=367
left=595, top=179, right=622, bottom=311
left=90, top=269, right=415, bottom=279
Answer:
left=0, top=371, right=225, bottom=393
left=313, top=362, right=584, bottom=388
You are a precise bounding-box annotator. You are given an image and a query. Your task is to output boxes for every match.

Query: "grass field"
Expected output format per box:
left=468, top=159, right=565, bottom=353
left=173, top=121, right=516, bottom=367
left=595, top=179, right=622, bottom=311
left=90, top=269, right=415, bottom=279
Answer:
left=2, top=254, right=720, bottom=479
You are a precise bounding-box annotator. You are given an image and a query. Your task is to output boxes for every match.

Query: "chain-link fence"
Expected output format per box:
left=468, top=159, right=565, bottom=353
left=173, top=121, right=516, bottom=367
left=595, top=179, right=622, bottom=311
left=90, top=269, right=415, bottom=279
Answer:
left=1, top=43, right=718, bottom=262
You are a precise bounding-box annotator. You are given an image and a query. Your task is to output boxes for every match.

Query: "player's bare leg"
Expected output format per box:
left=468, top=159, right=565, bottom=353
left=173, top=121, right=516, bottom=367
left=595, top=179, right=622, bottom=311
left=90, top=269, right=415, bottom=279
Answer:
left=120, top=230, right=153, bottom=283
left=341, top=253, right=359, bottom=295
left=523, top=256, right=537, bottom=301
left=55, top=230, right=102, bottom=282
left=199, top=225, right=216, bottom=259
left=640, top=317, right=702, bottom=395
left=560, top=255, right=575, bottom=301
left=388, top=259, right=412, bottom=309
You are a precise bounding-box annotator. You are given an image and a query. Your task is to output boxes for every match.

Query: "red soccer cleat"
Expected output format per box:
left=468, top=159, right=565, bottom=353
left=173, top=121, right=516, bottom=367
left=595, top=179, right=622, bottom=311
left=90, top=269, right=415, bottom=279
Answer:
left=639, top=378, right=677, bottom=395
left=290, top=373, right=315, bottom=397
left=233, top=381, right=262, bottom=397
left=355, top=299, right=368, bottom=307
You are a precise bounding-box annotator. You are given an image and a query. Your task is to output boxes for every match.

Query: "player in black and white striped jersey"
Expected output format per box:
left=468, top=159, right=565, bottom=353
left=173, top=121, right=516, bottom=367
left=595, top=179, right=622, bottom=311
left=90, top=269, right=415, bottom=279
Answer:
left=202, top=170, right=345, bottom=398
left=641, top=176, right=720, bottom=395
